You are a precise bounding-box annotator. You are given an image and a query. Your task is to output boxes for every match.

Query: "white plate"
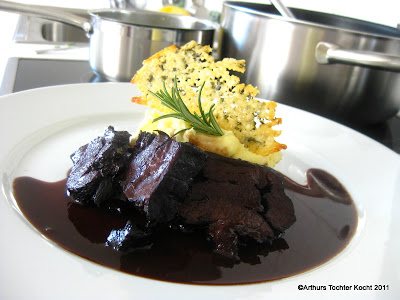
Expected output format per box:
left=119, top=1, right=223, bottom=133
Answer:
left=0, top=83, right=399, bottom=300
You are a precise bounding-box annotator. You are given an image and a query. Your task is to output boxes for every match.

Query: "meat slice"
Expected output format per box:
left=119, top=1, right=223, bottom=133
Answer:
left=66, top=126, right=132, bottom=207
left=106, top=220, right=152, bottom=251
left=122, top=131, right=208, bottom=224
left=179, top=152, right=295, bottom=259
left=262, top=168, right=297, bottom=232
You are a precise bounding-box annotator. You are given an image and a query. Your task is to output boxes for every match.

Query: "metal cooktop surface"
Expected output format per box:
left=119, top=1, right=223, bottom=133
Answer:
left=0, top=57, right=105, bottom=95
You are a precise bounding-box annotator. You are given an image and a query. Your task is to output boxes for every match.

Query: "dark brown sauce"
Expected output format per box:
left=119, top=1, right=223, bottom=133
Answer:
left=12, top=168, right=357, bottom=285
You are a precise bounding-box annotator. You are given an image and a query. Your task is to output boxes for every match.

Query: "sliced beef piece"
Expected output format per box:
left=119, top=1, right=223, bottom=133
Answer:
left=106, top=220, right=152, bottom=251
left=66, top=126, right=132, bottom=207
left=121, top=131, right=208, bottom=224
left=179, top=152, right=295, bottom=259
left=262, top=168, right=297, bottom=232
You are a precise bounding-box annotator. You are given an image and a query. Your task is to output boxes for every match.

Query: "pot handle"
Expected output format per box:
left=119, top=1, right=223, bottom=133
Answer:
left=0, top=0, right=92, bottom=36
left=315, top=42, right=400, bottom=72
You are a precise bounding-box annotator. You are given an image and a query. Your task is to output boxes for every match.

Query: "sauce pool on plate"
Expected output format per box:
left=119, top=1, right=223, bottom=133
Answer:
left=12, top=168, right=357, bottom=285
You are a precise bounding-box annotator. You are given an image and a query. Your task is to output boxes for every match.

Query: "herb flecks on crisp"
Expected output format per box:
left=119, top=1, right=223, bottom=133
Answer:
left=149, top=77, right=224, bottom=137
left=131, top=41, right=286, bottom=158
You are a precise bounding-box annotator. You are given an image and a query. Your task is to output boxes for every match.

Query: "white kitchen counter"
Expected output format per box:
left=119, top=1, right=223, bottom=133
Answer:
left=0, top=11, right=90, bottom=91
left=0, top=12, right=19, bottom=86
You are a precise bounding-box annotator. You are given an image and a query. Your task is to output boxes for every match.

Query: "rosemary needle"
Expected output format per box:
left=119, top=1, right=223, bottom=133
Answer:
left=149, top=77, right=224, bottom=136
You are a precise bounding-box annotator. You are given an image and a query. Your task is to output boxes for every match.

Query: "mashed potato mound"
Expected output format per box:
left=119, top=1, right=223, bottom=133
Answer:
left=131, top=41, right=286, bottom=167
left=137, top=109, right=283, bottom=167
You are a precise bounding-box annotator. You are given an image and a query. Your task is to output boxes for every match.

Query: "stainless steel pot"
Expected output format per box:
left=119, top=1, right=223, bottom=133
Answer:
left=0, top=1, right=216, bottom=81
left=218, top=1, right=400, bottom=124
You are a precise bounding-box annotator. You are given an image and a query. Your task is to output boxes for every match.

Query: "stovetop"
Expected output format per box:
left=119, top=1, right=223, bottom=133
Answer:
left=1, top=57, right=399, bottom=154
left=0, top=57, right=107, bottom=95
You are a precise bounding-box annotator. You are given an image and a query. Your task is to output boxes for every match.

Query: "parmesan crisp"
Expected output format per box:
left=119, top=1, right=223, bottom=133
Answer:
left=131, top=41, right=286, bottom=158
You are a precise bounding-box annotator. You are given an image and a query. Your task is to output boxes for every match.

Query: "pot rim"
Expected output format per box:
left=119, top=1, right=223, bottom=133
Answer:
left=88, top=9, right=217, bottom=31
left=223, top=1, right=400, bottom=41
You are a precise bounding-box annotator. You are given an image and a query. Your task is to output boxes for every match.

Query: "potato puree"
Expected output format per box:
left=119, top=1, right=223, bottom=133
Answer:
left=136, top=110, right=282, bottom=167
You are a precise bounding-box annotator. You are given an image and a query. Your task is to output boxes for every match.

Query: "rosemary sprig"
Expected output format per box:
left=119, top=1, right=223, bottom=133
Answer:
left=148, top=77, right=224, bottom=136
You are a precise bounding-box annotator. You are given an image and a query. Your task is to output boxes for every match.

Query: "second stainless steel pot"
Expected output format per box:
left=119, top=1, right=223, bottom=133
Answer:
left=0, top=1, right=216, bottom=81
left=219, top=1, right=400, bottom=124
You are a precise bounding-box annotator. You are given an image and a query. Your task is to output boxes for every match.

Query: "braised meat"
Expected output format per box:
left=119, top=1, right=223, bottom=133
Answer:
left=106, top=220, right=152, bottom=251
left=66, top=126, right=132, bottom=207
left=121, top=131, right=208, bottom=224
left=262, top=169, right=297, bottom=232
left=180, top=152, right=296, bottom=258
left=66, top=129, right=295, bottom=259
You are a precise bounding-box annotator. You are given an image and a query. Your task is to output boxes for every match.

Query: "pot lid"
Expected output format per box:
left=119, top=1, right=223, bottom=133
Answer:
left=89, top=9, right=216, bottom=31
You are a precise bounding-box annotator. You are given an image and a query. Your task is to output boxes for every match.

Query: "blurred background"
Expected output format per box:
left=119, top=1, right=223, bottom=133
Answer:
left=1, top=0, right=399, bottom=77
left=0, top=0, right=399, bottom=26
